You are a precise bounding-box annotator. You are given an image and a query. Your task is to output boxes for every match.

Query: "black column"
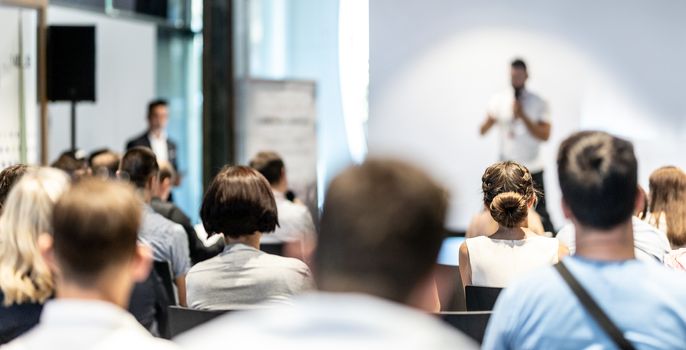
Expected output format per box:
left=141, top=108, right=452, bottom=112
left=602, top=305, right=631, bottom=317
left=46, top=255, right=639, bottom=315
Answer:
left=202, top=0, right=236, bottom=186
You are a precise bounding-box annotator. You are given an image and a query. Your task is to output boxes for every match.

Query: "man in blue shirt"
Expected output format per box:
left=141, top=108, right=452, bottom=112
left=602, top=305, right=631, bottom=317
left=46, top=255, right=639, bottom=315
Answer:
left=483, top=131, right=686, bottom=349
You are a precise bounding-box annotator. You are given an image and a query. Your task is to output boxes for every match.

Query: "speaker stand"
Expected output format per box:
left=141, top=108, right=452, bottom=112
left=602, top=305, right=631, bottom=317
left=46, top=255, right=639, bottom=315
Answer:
left=70, top=101, right=77, bottom=150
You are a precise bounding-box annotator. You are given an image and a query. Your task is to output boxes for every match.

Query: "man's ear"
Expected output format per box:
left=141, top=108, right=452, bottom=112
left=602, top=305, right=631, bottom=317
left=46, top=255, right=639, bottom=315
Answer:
left=37, top=233, right=58, bottom=273
left=162, top=177, right=172, bottom=191
left=147, top=174, right=159, bottom=194
left=131, top=243, right=153, bottom=283
left=561, top=198, right=574, bottom=220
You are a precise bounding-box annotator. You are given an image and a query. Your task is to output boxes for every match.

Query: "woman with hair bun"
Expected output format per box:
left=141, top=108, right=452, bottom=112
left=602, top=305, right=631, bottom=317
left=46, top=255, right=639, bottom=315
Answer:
left=459, top=161, right=568, bottom=288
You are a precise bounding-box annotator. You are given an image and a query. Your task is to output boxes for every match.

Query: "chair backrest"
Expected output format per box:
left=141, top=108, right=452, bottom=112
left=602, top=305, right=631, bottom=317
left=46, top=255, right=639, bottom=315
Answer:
left=260, top=242, right=284, bottom=256
left=129, top=267, right=172, bottom=338
left=168, top=306, right=229, bottom=338
left=438, top=311, right=492, bottom=344
left=465, top=286, right=503, bottom=311
left=153, top=260, right=176, bottom=305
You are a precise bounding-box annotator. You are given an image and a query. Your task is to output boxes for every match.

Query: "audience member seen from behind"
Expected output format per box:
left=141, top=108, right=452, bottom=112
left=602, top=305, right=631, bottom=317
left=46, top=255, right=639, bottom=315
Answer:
left=50, top=150, right=91, bottom=180
left=459, top=161, right=567, bottom=289
left=0, top=164, right=29, bottom=215
left=150, top=161, right=223, bottom=264
left=555, top=186, right=670, bottom=260
left=484, top=131, right=686, bottom=349
left=0, top=168, right=69, bottom=344
left=177, top=159, right=476, bottom=349
left=646, top=166, right=686, bottom=270
left=250, top=151, right=316, bottom=261
left=185, top=166, right=313, bottom=310
left=119, top=147, right=191, bottom=306
left=89, top=149, right=121, bottom=178
left=4, top=179, right=179, bottom=350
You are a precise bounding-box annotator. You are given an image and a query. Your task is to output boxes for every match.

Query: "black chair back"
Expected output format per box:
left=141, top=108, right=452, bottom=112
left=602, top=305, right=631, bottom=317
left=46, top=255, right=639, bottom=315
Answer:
left=168, top=306, right=228, bottom=338
left=129, top=268, right=172, bottom=338
left=465, top=286, right=503, bottom=311
left=438, top=311, right=492, bottom=344
left=153, top=260, right=176, bottom=305
left=260, top=242, right=284, bottom=256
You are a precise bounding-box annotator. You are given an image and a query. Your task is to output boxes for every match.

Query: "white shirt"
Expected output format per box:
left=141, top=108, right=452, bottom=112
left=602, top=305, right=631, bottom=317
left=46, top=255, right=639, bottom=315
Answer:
left=487, top=89, right=550, bottom=172
left=466, top=234, right=559, bottom=288
left=175, top=292, right=477, bottom=350
left=4, top=299, right=179, bottom=350
left=260, top=190, right=316, bottom=245
left=556, top=216, right=671, bottom=262
left=148, top=132, right=169, bottom=162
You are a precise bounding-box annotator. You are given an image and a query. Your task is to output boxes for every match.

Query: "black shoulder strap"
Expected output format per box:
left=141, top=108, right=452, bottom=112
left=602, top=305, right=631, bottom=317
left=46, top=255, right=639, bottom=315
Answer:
left=555, top=262, right=637, bottom=350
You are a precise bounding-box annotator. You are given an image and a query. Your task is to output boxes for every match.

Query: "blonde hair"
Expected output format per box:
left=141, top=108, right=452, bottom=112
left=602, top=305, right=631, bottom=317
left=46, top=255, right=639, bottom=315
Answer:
left=0, top=168, right=70, bottom=306
left=648, top=166, right=686, bottom=247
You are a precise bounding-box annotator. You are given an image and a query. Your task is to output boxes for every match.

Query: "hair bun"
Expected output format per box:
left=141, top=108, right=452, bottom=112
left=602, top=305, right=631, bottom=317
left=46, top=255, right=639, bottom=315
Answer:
left=489, top=192, right=528, bottom=228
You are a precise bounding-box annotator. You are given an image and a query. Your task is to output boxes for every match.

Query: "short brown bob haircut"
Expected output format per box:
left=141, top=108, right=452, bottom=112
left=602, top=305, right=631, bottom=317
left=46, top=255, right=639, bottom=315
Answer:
left=52, top=178, right=142, bottom=285
left=201, top=166, right=278, bottom=238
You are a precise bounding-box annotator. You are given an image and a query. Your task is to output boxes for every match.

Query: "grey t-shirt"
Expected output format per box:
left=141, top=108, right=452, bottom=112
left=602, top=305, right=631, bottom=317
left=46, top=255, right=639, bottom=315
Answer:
left=139, top=205, right=191, bottom=278
left=186, top=243, right=314, bottom=310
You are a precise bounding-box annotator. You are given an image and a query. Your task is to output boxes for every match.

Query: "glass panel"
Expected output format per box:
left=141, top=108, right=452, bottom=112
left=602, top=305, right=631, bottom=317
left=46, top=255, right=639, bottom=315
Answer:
left=156, top=28, right=203, bottom=223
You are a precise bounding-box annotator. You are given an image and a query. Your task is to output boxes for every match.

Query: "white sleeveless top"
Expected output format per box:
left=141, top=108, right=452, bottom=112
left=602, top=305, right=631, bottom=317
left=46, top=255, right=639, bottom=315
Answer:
left=466, top=234, right=559, bottom=288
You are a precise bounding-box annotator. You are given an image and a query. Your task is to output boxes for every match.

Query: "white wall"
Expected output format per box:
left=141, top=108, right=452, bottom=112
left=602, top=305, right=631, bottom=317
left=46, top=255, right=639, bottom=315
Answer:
left=369, top=0, right=686, bottom=231
left=47, top=6, right=156, bottom=161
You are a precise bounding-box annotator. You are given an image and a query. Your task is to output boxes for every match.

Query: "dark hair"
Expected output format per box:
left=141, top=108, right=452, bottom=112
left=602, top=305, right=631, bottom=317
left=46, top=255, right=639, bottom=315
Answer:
left=200, top=166, right=278, bottom=238
left=316, top=159, right=448, bottom=304
left=119, top=147, right=159, bottom=189
left=482, top=161, right=538, bottom=228
left=557, top=131, right=637, bottom=229
left=147, top=99, right=168, bottom=119
left=0, top=164, right=29, bottom=211
left=89, top=149, right=120, bottom=178
left=51, top=150, right=89, bottom=179
left=249, top=151, right=284, bottom=185
left=511, top=58, right=527, bottom=71
left=52, top=178, right=142, bottom=284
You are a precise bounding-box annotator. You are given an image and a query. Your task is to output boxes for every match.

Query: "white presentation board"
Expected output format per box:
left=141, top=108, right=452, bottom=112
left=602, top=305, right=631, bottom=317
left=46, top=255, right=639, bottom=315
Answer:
left=0, top=8, right=22, bottom=168
left=240, top=79, right=318, bottom=218
left=0, top=6, right=38, bottom=169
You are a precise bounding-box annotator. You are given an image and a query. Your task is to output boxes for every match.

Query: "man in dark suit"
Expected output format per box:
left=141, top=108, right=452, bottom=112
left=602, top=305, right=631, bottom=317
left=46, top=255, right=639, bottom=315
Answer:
left=126, top=99, right=178, bottom=172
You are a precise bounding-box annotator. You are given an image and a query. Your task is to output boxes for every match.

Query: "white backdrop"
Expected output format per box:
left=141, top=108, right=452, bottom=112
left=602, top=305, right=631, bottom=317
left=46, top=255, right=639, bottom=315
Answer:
left=47, top=6, right=156, bottom=161
left=369, top=0, right=686, bottom=231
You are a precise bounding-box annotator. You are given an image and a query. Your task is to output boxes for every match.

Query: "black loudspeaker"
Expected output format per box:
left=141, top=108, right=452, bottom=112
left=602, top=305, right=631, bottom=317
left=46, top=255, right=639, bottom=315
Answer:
left=47, top=25, right=96, bottom=102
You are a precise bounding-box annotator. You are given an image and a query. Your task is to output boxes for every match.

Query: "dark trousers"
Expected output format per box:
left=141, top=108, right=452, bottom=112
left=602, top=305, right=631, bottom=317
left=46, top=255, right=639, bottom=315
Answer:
left=532, top=171, right=555, bottom=233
